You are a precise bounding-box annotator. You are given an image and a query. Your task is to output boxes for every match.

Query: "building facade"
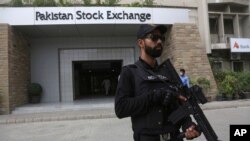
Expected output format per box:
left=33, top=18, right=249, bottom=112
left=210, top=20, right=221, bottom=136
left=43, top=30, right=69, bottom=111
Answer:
left=0, top=0, right=249, bottom=114
left=207, top=0, right=250, bottom=72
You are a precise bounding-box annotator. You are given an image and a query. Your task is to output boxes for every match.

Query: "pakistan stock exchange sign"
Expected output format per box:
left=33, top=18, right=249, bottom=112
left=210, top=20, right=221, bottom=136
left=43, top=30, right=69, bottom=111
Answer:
left=35, top=7, right=152, bottom=24
left=0, top=7, right=189, bottom=25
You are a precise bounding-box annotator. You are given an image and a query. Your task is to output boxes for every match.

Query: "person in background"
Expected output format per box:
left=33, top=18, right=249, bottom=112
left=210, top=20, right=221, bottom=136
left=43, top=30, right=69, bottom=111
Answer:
left=180, top=68, right=190, bottom=88
left=102, top=77, right=111, bottom=95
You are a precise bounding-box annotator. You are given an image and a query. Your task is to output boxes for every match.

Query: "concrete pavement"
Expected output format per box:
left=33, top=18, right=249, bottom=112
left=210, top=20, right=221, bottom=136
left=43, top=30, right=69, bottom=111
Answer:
left=1, top=98, right=250, bottom=124
left=1, top=106, right=250, bottom=141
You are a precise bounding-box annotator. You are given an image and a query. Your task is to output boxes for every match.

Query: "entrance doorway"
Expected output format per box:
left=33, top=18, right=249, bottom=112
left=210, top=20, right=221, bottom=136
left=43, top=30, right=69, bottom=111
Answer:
left=73, top=60, right=122, bottom=99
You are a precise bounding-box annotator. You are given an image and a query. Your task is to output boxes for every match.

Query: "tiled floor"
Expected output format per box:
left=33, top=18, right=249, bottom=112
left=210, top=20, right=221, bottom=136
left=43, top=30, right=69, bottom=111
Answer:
left=12, top=96, right=114, bottom=114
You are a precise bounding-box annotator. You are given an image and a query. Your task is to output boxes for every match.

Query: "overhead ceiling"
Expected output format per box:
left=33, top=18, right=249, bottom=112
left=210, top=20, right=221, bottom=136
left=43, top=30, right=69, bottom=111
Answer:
left=13, top=24, right=140, bottom=38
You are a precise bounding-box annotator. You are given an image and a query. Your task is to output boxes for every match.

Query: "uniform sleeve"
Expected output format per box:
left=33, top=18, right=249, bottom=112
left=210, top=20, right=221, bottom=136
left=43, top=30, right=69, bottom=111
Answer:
left=115, top=66, right=152, bottom=119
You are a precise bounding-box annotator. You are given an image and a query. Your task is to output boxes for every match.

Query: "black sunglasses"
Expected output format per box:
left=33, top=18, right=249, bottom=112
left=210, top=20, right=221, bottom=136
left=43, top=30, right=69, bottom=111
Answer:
left=144, top=34, right=165, bottom=42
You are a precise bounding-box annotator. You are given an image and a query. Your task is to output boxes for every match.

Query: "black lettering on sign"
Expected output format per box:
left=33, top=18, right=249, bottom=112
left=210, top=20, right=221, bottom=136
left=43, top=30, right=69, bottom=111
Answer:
left=106, top=11, right=151, bottom=22
left=35, top=11, right=73, bottom=21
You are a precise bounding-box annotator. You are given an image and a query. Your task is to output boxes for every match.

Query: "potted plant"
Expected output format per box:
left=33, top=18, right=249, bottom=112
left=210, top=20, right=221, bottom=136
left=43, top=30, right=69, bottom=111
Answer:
left=236, top=72, right=250, bottom=99
left=220, top=75, right=237, bottom=100
left=197, top=77, right=210, bottom=90
left=28, top=83, right=43, bottom=103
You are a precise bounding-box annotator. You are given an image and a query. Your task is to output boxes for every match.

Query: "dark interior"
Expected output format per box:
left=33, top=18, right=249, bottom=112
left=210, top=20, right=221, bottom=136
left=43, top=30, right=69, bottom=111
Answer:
left=73, top=60, right=122, bottom=99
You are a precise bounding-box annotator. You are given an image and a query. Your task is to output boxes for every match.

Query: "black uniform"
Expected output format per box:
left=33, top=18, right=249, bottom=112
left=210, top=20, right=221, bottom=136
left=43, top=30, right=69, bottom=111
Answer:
left=115, top=58, right=193, bottom=141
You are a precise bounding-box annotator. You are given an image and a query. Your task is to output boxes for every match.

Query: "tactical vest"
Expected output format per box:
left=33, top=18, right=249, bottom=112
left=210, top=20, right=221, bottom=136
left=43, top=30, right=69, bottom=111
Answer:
left=125, top=60, right=180, bottom=135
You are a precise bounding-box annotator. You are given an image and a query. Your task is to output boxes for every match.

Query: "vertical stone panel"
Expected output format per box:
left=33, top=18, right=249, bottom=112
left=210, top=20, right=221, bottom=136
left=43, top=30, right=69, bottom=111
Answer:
left=0, top=24, right=30, bottom=114
left=0, top=24, right=10, bottom=114
left=8, top=27, right=30, bottom=111
left=161, top=23, right=218, bottom=100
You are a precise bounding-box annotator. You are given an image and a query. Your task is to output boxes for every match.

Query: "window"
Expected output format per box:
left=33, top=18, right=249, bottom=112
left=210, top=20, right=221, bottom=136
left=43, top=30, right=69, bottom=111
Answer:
left=232, top=61, right=243, bottom=72
left=209, top=18, right=219, bottom=34
left=224, top=19, right=234, bottom=34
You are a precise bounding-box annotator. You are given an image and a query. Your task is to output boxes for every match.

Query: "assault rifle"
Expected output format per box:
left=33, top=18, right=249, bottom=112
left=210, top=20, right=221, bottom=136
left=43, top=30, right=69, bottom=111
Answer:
left=159, top=59, right=219, bottom=141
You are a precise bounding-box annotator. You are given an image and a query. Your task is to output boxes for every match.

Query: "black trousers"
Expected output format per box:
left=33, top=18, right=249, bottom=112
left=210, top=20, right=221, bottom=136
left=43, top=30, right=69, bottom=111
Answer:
left=133, top=133, right=183, bottom=141
left=134, top=134, right=161, bottom=141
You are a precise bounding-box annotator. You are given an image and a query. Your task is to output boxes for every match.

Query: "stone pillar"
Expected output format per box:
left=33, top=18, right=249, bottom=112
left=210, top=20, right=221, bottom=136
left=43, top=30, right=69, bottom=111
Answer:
left=218, top=14, right=224, bottom=43
left=0, top=24, right=30, bottom=114
left=0, top=24, right=10, bottom=114
left=161, top=23, right=218, bottom=100
left=9, top=26, right=30, bottom=111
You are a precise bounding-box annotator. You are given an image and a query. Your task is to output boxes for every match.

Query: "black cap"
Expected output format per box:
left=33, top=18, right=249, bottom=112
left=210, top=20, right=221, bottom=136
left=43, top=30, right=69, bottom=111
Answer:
left=137, top=24, right=167, bottom=39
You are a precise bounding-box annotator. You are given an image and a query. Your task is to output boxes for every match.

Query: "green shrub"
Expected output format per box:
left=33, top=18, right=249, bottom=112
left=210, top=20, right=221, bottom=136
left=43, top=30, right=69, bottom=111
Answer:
left=220, top=75, right=237, bottom=97
left=143, top=0, right=155, bottom=6
left=191, top=77, right=211, bottom=96
left=214, top=71, right=226, bottom=83
left=58, top=0, right=65, bottom=6
left=9, top=0, right=23, bottom=7
left=237, top=72, right=250, bottom=92
left=196, top=77, right=210, bottom=89
left=83, top=0, right=92, bottom=5
left=102, top=0, right=120, bottom=6
left=28, top=83, right=43, bottom=103
left=214, top=71, right=250, bottom=98
left=28, top=83, right=43, bottom=96
left=96, top=0, right=101, bottom=5
left=33, top=0, right=56, bottom=7
left=191, top=77, right=210, bottom=88
left=130, top=2, right=142, bottom=7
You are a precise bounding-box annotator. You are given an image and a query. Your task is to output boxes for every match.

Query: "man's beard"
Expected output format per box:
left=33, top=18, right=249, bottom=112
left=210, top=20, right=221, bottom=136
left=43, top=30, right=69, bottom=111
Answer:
left=144, top=44, right=163, bottom=58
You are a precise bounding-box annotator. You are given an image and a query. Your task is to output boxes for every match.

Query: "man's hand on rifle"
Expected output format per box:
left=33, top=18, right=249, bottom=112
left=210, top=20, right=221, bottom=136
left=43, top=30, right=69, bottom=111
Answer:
left=151, top=87, right=187, bottom=106
left=185, top=124, right=201, bottom=140
left=177, top=95, right=187, bottom=102
left=152, top=88, right=178, bottom=105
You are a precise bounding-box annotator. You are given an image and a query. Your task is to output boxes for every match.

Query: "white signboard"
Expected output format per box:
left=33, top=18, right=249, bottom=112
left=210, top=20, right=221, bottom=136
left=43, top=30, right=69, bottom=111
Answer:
left=0, top=7, right=190, bottom=25
left=230, top=38, right=250, bottom=53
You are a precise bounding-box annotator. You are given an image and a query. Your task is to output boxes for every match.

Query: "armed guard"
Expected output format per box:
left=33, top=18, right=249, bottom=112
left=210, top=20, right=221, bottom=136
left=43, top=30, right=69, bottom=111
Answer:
left=115, top=24, right=200, bottom=141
